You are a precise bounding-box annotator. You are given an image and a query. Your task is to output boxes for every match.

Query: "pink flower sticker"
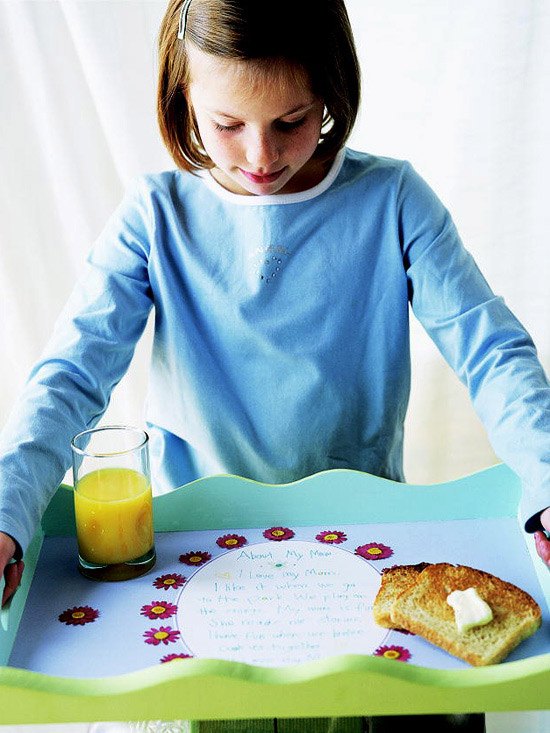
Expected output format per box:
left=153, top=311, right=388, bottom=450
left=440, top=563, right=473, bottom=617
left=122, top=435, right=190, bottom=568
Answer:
left=216, top=533, right=247, bottom=549
left=160, top=653, right=193, bottom=663
left=58, top=606, right=99, bottom=626
left=315, top=530, right=347, bottom=544
left=355, top=542, right=393, bottom=560
left=141, top=601, right=178, bottom=620
left=374, top=645, right=411, bottom=662
left=179, top=551, right=212, bottom=566
left=143, top=626, right=181, bottom=646
left=153, top=573, right=186, bottom=591
left=263, top=526, right=295, bottom=541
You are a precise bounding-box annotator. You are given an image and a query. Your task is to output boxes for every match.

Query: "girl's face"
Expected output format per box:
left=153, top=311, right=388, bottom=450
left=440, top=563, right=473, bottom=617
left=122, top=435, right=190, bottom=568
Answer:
left=186, top=45, right=326, bottom=196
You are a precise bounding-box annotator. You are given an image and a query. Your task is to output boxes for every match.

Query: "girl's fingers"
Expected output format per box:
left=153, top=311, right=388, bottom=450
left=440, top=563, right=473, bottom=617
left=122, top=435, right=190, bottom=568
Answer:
left=534, top=531, right=550, bottom=567
left=2, top=560, right=24, bottom=606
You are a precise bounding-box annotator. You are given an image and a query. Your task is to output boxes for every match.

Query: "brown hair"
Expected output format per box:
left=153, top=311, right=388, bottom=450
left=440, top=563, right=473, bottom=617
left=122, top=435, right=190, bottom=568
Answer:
left=157, top=0, right=361, bottom=171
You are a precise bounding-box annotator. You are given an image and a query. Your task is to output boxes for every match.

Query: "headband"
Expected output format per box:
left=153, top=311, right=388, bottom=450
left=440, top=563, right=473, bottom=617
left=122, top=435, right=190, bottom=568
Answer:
left=177, top=0, right=193, bottom=40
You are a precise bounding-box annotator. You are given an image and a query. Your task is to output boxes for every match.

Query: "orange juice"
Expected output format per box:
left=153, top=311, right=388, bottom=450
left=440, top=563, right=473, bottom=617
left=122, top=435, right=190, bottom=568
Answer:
left=74, top=467, right=154, bottom=565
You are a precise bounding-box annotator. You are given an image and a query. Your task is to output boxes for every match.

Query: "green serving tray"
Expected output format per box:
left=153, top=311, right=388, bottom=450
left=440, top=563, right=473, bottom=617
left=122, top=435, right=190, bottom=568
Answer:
left=0, top=463, right=548, bottom=726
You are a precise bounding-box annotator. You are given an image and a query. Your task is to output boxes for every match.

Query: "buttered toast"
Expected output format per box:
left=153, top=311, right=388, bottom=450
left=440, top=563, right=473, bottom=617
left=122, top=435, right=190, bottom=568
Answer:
left=372, top=563, right=431, bottom=628
left=388, top=563, right=542, bottom=666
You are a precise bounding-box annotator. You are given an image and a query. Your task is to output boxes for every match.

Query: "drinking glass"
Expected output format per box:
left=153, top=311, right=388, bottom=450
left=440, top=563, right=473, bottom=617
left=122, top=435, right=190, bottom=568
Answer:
left=71, top=425, right=156, bottom=581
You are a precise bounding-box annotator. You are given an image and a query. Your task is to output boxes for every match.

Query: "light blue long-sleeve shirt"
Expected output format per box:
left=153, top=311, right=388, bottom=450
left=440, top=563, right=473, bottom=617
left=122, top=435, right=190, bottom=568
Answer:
left=1, top=148, right=549, bottom=553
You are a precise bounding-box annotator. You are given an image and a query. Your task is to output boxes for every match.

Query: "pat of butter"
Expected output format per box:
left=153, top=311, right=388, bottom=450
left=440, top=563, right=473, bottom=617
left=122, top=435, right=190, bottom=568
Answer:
left=447, top=587, right=493, bottom=633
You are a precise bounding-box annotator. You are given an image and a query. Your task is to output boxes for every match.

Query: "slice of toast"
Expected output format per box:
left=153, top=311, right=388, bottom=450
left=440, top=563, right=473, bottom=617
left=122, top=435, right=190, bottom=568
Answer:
left=373, top=562, right=432, bottom=628
left=390, top=563, right=542, bottom=666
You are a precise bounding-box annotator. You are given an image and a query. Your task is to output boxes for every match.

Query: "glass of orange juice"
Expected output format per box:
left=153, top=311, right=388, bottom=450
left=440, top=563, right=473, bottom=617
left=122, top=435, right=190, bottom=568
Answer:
left=71, top=425, right=156, bottom=581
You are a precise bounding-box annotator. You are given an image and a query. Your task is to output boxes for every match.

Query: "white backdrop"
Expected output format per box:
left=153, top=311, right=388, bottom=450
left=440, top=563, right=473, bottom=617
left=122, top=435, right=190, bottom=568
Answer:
left=0, top=2, right=549, bottom=730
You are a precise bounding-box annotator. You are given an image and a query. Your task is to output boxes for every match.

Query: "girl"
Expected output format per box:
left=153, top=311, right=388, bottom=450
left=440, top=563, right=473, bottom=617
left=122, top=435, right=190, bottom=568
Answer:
left=0, top=0, right=549, bottom=730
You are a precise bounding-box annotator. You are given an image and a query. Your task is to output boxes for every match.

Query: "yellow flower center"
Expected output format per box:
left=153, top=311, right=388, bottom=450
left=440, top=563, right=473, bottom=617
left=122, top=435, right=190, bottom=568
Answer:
left=164, top=578, right=176, bottom=585
left=383, top=650, right=400, bottom=659
left=272, top=530, right=285, bottom=537
left=324, top=534, right=338, bottom=541
left=190, top=556, right=202, bottom=563
left=154, top=631, right=169, bottom=640
left=151, top=606, right=166, bottom=615
left=367, top=547, right=382, bottom=555
left=72, top=611, right=85, bottom=619
left=226, top=539, right=238, bottom=546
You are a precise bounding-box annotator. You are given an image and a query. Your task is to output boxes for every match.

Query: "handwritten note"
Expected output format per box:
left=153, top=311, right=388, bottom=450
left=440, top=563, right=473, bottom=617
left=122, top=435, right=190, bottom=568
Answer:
left=176, top=541, right=387, bottom=665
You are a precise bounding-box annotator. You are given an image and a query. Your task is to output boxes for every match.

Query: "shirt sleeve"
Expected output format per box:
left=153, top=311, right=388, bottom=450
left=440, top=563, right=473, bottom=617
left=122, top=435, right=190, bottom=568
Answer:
left=398, top=162, right=550, bottom=532
left=0, top=178, right=154, bottom=554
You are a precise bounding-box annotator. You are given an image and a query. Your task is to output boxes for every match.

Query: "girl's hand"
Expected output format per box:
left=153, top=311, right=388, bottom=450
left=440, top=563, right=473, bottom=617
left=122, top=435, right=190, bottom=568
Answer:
left=0, top=531, right=24, bottom=606
left=534, top=507, right=550, bottom=568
